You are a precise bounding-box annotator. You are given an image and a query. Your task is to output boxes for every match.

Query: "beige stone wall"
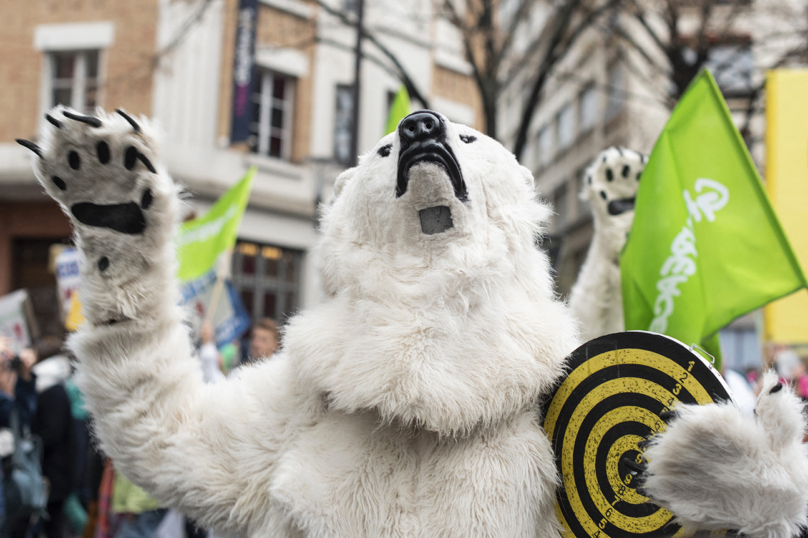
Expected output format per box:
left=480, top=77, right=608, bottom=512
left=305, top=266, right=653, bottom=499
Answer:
left=0, top=0, right=159, bottom=142
left=218, top=2, right=317, bottom=163
left=432, top=66, right=484, bottom=132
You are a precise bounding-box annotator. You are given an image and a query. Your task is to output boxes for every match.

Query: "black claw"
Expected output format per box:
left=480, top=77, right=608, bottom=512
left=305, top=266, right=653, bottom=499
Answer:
left=637, top=439, right=653, bottom=450
left=16, top=139, right=42, bottom=158
left=659, top=410, right=677, bottom=423
left=622, top=164, right=630, bottom=178
left=606, top=168, right=614, bottom=181
left=45, top=114, right=62, bottom=129
left=622, top=457, right=647, bottom=474
left=98, top=256, right=109, bottom=271
left=116, top=109, right=141, bottom=132
left=63, top=111, right=102, bottom=128
left=137, top=153, right=156, bottom=173
left=52, top=176, right=66, bottom=191
left=770, top=383, right=784, bottom=394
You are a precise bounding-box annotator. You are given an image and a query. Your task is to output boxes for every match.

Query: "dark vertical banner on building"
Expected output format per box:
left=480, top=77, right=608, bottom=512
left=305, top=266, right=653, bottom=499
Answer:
left=230, top=0, right=258, bottom=143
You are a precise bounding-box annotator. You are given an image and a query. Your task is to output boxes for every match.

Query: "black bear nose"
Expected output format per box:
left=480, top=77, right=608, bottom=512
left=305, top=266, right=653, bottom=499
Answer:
left=399, top=111, right=441, bottom=145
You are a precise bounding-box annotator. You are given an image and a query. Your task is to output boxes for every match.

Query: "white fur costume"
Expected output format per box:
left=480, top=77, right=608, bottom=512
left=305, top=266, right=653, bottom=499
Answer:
left=23, top=108, right=808, bottom=538
left=568, top=147, right=645, bottom=342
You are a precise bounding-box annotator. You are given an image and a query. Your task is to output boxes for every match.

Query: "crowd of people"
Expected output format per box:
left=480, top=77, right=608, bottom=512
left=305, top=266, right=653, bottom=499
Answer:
left=0, top=317, right=281, bottom=538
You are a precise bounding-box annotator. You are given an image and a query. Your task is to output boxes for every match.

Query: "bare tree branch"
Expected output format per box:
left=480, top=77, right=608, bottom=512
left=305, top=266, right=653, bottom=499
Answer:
left=612, top=22, right=670, bottom=79
left=316, top=0, right=432, bottom=108
left=438, top=0, right=500, bottom=136
left=627, top=1, right=668, bottom=55
left=512, top=0, right=618, bottom=159
left=496, top=0, right=538, bottom=66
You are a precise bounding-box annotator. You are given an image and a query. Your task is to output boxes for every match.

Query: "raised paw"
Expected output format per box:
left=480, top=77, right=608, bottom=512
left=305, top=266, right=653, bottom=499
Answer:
left=583, top=146, right=646, bottom=217
left=639, top=374, right=808, bottom=538
left=18, top=107, right=180, bottom=325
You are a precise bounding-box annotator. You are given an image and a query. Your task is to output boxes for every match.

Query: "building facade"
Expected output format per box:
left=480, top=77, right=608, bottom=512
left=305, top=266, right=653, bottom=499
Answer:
left=498, top=0, right=807, bottom=370
left=0, top=0, right=480, bottom=337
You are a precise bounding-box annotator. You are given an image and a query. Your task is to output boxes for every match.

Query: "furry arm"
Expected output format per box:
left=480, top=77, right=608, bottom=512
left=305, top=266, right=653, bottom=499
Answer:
left=567, top=235, right=623, bottom=342
left=642, top=372, right=808, bottom=538
left=26, top=108, right=301, bottom=535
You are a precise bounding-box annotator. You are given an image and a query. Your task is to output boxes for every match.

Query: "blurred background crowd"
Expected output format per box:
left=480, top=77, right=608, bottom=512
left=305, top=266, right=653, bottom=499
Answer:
left=0, top=317, right=280, bottom=538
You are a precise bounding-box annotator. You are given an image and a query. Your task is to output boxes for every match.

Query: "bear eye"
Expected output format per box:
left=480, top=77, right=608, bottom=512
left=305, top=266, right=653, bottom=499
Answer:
left=459, top=134, right=476, bottom=144
left=377, top=144, right=392, bottom=157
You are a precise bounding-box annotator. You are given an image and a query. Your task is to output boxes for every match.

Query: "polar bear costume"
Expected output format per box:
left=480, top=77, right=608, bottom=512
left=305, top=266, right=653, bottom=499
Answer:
left=19, top=109, right=808, bottom=538
left=568, top=147, right=645, bottom=342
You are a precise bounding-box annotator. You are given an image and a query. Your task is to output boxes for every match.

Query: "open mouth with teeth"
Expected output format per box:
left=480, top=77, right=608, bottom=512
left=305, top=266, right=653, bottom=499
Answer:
left=607, top=197, right=635, bottom=216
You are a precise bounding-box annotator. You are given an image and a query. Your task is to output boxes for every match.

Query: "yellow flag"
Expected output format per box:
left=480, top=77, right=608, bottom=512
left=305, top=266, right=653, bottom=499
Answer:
left=764, top=69, right=808, bottom=344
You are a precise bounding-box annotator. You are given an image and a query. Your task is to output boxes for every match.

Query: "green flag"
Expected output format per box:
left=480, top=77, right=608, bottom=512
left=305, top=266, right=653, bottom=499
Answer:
left=621, top=70, right=807, bottom=362
left=385, top=86, right=411, bottom=135
left=176, top=167, right=255, bottom=281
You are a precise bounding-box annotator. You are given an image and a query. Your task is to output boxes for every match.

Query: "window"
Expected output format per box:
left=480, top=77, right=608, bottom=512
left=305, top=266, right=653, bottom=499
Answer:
left=605, top=61, right=625, bottom=121
left=49, top=50, right=100, bottom=113
left=579, top=83, right=598, bottom=133
left=556, top=103, right=575, bottom=151
left=334, top=85, right=354, bottom=165
left=536, top=125, right=554, bottom=167
left=232, top=241, right=303, bottom=322
left=706, top=44, right=753, bottom=97
left=249, top=71, right=294, bottom=160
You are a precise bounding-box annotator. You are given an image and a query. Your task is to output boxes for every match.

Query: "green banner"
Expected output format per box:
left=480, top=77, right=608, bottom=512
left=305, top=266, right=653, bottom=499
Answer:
left=385, top=86, right=411, bottom=135
left=621, top=70, right=807, bottom=362
left=176, top=167, right=255, bottom=282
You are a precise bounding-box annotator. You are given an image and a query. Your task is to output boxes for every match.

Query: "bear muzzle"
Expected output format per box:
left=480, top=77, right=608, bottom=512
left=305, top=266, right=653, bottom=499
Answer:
left=396, top=111, right=467, bottom=203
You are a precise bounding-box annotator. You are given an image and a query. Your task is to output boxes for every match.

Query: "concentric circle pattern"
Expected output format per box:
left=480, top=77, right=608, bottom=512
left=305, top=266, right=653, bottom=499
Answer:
left=541, top=332, right=733, bottom=538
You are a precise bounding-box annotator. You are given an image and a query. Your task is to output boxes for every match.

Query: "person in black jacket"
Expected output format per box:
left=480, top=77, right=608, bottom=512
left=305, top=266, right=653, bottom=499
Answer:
left=31, top=337, right=75, bottom=538
left=0, top=337, right=38, bottom=538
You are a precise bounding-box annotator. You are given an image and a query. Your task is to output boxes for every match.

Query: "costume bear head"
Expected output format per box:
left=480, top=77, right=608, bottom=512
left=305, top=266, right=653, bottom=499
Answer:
left=285, top=111, right=580, bottom=436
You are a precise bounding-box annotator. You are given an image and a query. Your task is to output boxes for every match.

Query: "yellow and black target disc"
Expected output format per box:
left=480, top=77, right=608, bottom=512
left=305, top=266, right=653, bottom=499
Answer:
left=541, top=331, right=734, bottom=538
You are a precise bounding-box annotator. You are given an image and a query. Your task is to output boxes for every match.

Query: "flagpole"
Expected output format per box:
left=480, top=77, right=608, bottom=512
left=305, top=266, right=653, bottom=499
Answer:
left=204, top=249, right=233, bottom=326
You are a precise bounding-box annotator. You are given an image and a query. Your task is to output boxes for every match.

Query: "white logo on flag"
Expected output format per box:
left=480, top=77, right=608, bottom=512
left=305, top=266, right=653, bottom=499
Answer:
left=683, top=178, right=729, bottom=223
left=648, top=178, right=730, bottom=333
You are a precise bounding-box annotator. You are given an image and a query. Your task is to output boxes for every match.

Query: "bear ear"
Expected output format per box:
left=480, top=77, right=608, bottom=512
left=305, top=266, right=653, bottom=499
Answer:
left=333, top=168, right=356, bottom=198
left=518, top=165, right=535, bottom=189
